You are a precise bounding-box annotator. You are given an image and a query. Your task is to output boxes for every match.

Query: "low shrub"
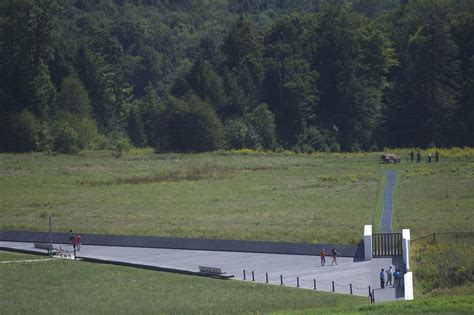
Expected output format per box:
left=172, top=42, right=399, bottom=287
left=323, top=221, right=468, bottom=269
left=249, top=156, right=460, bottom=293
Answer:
left=412, top=241, right=474, bottom=295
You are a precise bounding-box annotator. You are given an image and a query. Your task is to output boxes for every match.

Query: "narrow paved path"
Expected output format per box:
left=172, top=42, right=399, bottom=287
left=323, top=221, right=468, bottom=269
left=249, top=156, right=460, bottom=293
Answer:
left=380, top=170, right=396, bottom=233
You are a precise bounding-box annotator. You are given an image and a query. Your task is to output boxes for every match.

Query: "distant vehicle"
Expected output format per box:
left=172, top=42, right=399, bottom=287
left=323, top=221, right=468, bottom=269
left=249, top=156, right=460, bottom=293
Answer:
left=380, top=153, right=401, bottom=163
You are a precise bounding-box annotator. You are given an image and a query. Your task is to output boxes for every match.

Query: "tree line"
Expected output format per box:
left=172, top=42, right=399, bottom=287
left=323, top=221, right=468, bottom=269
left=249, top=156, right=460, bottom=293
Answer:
left=1, top=0, right=473, bottom=154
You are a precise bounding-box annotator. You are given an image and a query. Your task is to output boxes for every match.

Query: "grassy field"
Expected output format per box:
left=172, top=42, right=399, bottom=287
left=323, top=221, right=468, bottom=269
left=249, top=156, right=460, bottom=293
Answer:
left=0, top=250, right=364, bottom=314
left=0, top=148, right=473, bottom=244
left=1, top=149, right=473, bottom=314
left=1, top=250, right=473, bottom=314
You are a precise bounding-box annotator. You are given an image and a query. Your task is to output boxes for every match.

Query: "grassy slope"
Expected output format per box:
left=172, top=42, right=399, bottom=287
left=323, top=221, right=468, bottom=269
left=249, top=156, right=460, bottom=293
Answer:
left=0, top=251, right=364, bottom=314
left=2, top=251, right=472, bottom=314
left=0, top=151, right=380, bottom=244
left=395, top=160, right=474, bottom=238
left=1, top=149, right=473, bottom=242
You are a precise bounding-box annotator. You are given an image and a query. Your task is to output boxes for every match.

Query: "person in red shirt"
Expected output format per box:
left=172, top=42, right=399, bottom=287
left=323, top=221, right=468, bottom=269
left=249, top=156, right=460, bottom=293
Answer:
left=320, top=248, right=326, bottom=266
left=75, top=234, right=82, bottom=251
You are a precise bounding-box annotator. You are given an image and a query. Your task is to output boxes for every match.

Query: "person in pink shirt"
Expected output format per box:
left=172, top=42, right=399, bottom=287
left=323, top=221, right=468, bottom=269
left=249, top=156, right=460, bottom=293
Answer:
left=75, top=234, right=82, bottom=251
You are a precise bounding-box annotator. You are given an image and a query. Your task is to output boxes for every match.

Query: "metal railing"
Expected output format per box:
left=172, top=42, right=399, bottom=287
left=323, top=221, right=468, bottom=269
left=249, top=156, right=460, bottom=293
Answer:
left=411, top=232, right=474, bottom=244
left=242, top=269, right=373, bottom=301
left=372, top=233, right=402, bottom=256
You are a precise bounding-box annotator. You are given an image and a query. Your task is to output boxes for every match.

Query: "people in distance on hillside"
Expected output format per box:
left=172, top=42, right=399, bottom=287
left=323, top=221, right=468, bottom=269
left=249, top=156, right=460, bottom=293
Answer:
left=380, top=268, right=385, bottom=289
left=320, top=247, right=326, bottom=266
left=428, top=153, right=432, bottom=163
left=330, top=246, right=338, bottom=266
left=435, top=150, right=440, bottom=162
left=410, top=150, right=414, bottom=162
left=386, top=265, right=393, bottom=287
left=416, top=151, right=421, bottom=163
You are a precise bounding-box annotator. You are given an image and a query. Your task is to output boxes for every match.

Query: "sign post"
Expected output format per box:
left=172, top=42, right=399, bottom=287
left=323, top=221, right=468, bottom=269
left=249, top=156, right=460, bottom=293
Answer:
left=48, top=215, right=52, bottom=257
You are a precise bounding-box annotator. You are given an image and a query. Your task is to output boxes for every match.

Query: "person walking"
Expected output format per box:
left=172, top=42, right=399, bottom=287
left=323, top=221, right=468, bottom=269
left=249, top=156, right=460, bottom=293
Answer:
left=75, top=234, right=82, bottom=251
left=410, top=150, right=414, bottom=162
left=380, top=268, right=385, bottom=289
left=435, top=150, right=440, bottom=162
left=320, top=248, right=326, bottom=266
left=331, top=246, right=338, bottom=266
left=428, top=153, right=432, bottom=163
left=69, top=230, right=75, bottom=246
left=386, top=266, right=393, bottom=287
left=416, top=151, right=421, bottom=163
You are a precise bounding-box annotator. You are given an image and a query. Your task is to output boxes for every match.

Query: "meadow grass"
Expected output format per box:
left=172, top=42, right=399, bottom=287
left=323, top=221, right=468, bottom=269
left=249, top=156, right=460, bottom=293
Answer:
left=276, top=295, right=474, bottom=314
left=395, top=160, right=474, bottom=238
left=0, top=250, right=364, bottom=314
left=0, top=150, right=381, bottom=244
left=0, top=148, right=472, bottom=243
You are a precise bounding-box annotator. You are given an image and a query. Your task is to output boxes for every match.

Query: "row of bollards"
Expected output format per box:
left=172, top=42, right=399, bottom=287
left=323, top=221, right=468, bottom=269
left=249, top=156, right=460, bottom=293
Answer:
left=242, top=269, right=359, bottom=295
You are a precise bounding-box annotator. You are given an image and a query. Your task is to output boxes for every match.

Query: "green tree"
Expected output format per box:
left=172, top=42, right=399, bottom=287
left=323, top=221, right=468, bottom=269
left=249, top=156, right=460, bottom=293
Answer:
left=162, top=93, right=224, bottom=152
left=263, top=14, right=318, bottom=146
left=451, top=11, right=474, bottom=146
left=0, top=110, right=43, bottom=152
left=0, top=0, right=61, bottom=117
left=245, top=103, right=277, bottom=149
left=310, top=4, right=394, bottom=151
left=58, top=76, right=92, bottom=117
left=386, top=0, right=462, bottom=147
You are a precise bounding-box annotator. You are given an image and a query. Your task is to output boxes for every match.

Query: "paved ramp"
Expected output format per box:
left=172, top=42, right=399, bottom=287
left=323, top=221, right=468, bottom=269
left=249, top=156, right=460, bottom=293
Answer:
left=380, top=170, right=396, bottom=233
left=1, top=241, right=403, bottom=301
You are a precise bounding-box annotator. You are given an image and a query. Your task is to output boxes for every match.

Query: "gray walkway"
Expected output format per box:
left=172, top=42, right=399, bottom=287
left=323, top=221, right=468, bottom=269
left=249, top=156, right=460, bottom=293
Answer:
left=0, top=241, right=404, bottom=301
left=380, top=170, right=396, bottom=233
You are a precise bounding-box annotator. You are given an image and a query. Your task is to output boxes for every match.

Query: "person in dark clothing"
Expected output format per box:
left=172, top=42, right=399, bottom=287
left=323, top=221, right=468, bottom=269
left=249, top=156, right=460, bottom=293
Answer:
left=380, top=268, right=385, bottom=289
left=331, top=247, right=338, bottom=266
left=410, top=150, right=414, bottom=162
left=69, top=230, right=74, bottom=245
left=416, top=151, right=421, bottom=163
left=435, top=150, right=440, bottom=162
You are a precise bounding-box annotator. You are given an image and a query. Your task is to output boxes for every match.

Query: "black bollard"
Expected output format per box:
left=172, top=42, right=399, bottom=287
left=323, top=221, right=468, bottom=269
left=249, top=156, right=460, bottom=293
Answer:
left=297, top=277, right=300, bottom=288
left=280, top=274, right=283, bottom=285
left=265, top=273, right=268, bottom=283
left=313, top=279, right=317, bottom=290
left=252, top=271, right=255, bottom=281
left=332, top=281, right=335, bottom=292
left=350, top=283, right=353, bottom=294
left=243, top=270, right=246, bottom=280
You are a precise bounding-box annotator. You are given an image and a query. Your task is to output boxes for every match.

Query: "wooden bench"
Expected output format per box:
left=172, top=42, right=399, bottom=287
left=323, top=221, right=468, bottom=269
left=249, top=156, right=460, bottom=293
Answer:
left=198, top=266, right=234, bottom=279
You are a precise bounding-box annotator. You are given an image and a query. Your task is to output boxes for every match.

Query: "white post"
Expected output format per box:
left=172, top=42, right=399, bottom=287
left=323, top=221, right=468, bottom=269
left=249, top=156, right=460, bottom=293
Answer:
left=48, top=215, right=52, bottom=257
left=402, top=229, right=411, bottom=271
left=404, top=272, right=414, bottom=300
left=364, top=225, right=372, bottom=260
left=402, top=229, right=414, bottom=300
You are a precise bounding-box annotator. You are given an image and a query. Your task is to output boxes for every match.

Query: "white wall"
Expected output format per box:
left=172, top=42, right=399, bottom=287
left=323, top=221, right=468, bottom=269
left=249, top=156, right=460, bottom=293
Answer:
left=364, top=225, right=372, bottom=260
left=402, top=229, right=413, bottom=300
left=402, top=229, right=411, bottom=271
left=404, top=272, right=414, bottom=300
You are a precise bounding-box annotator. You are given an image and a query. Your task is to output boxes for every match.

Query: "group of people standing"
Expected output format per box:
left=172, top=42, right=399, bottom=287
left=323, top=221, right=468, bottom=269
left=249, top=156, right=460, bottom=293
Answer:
left=410, top=150, right=440, bottom=163
left=379, top=266, right=401, bottom=289
left=319, top=246, right=338, bottom=266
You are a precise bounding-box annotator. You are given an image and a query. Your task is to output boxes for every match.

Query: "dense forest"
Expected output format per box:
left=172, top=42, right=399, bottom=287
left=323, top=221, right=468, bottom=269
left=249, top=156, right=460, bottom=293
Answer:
left=1, top=0, right=473, bottom=153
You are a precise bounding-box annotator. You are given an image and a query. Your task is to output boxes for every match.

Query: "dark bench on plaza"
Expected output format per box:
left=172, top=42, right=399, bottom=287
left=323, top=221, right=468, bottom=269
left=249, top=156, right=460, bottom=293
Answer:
left=198, top=266, right=234, bottom=279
